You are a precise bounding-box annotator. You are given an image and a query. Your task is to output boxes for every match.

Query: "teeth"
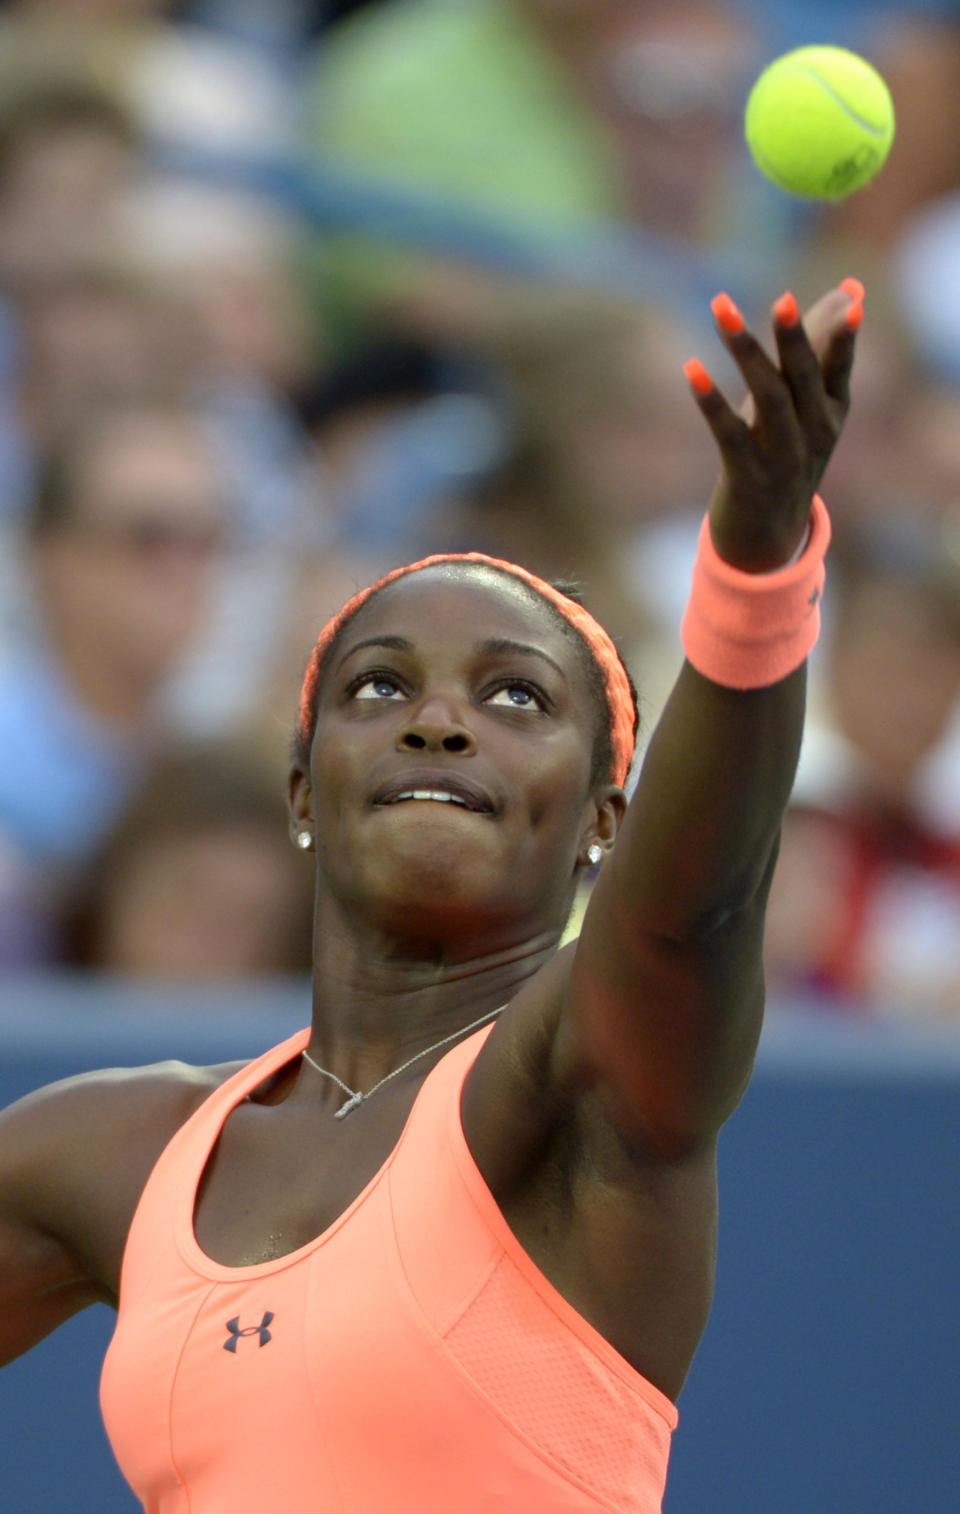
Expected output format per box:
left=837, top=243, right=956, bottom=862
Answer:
left=393, top=790, right=469, bottom=807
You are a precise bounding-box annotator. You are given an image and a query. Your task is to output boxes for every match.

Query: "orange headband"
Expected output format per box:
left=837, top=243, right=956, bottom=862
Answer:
left=298, top=552, right=635, bottom=786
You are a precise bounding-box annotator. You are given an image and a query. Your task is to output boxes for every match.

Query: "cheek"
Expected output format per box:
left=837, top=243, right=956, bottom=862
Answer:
left=524, top=746, right=594, bottom=837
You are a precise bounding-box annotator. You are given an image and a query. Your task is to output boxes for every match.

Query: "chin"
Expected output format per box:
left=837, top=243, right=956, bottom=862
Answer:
left=367, top=838, right=510, bottom=937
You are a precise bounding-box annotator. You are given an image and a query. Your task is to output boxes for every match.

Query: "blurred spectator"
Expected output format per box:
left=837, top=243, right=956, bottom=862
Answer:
left=0, top=77, right=137, bottom=293
left=82, top=180, right=329, bottom=746
left=0, top=398, right=226, bottom=966
left=63, top=745, right=314, bottom=980
left=764, top=512, right=960, bottom=1020
left=447, top=297, right=711, bottom=650
left=110, top=179, right=318, bottom=549
left=14, top=266, right=178, bottom=449
left=303, top=0, right=766, bottom=338
left=0, top=264, right=190, bottom=653
left=895, top=187, right=960, bottom=386
left=831, top=9, right=960, bottom=250
left=0, top=0, right=294, bottom=158
left=294, top=336, right=509, bottom=555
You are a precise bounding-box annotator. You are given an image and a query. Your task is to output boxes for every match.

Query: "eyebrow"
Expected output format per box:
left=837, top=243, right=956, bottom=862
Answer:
left=335, top=635, right=414, bottom=672
left=335, top=634, right=566, bottom=680
left=474, top=638, right=567, bottom=679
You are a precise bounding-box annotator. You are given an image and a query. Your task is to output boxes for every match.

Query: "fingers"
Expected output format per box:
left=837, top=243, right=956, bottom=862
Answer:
left=684, top=280, right=863, bottom=440
left=788, top=281, right=862, bottom=408
left=682, top=357, right=753, bottom=456
left=800, top=283, right=861, bottom=356
left=710, top=292, right=792, bottom=412
left=818, top=281, right=862, bottom=409
left=771, top=290, right=830, bottom=441
left=706, top=292, right=801, bottom=455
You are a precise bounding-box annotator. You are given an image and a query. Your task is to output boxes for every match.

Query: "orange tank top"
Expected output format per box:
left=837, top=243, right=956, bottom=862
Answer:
left=100, top=1026, right=677, bottom=1513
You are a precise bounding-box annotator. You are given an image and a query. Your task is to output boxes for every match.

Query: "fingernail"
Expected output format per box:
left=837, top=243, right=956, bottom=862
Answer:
left=711, top=292, right=745, bottom=336
left=840, top=276, right=866, bottom=302
left=846, top=299, right=864, bottom=332
left=683, top=357, right=714, bottom=395
left=774, top=291, right=800, bottom=328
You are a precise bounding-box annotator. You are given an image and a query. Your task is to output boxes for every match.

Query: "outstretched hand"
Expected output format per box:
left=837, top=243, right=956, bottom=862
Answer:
left=685, top=280, right=862, bottom=572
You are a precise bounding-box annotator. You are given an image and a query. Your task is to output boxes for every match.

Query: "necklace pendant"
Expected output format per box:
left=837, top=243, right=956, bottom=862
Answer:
left=334, top=1091, right=364, bottom=1120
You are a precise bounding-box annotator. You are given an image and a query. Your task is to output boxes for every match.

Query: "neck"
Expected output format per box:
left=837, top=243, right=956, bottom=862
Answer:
left=302, top=901, right=562, bottom=1094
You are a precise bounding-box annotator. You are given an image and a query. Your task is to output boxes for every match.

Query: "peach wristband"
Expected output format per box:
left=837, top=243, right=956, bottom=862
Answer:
left=681, top=495, right=831, bottom=688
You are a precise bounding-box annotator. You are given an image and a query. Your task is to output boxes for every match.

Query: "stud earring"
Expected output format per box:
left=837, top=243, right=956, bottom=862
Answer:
left=587, top=843, right=603, bottom=866
left=296, top=831, right=313, bottom=851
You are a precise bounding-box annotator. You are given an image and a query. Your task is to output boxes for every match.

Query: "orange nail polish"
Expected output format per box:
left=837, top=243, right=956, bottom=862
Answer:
left=840, top=276, right=866, bottom=302
left=683, top=357, right=714, bottom=395
left=846, top=299, right=864, bottom=332
left=774, top=291, right=800, bottom=328
left=711, top=292, right=745, bottom=336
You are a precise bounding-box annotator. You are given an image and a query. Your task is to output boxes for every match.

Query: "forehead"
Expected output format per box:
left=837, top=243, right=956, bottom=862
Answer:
left=342, top=565, right=583, bottom=671
left=74, top=417, right=223, bottom=524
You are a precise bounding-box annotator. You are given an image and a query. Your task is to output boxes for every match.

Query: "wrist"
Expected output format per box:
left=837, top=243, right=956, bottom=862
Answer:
left=681, top=495, right=831, bottom=689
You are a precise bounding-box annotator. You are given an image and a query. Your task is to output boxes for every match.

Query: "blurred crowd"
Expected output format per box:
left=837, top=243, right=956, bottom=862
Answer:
left=0, top=0, right=959, bottom=1022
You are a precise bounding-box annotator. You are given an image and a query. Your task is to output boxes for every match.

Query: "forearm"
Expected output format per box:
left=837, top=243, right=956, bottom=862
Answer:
left=566, top=282, right=858, bottom=1148
left=611, top=659, right=805, bottom=942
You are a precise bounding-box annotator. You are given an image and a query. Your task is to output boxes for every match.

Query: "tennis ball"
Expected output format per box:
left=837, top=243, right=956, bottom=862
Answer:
left=745, top=45, right=895, bottom=200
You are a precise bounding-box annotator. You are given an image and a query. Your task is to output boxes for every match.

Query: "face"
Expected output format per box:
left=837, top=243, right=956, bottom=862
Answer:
left=831, top=577, right=960, bottom=789
left=33, top=411, right=225, bottom=685
left=293, top=568, right=622, bottom=945
left=22, top=283, right=164, bottom=437
left=0, top=125, right=134, bottom=287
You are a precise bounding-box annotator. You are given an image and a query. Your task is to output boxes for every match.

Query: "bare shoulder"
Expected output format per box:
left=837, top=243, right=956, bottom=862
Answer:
left=0, top=1055, right=244, bottom=1301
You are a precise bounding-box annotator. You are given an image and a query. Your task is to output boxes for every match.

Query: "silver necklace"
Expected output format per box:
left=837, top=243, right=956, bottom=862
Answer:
left=301, top=1004, right=505, bottom=1119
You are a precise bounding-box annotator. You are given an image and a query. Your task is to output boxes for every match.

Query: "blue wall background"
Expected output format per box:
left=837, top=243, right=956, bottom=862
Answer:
left=1, top=981, right=958, bottom=1513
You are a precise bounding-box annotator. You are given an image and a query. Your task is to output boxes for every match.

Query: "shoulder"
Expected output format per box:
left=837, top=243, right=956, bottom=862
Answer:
left=0, top=1057, right=245, bottom=1296
left=2, top=1056, right=237, bottom=1152
left=460, top=944, right=575, bottom=1191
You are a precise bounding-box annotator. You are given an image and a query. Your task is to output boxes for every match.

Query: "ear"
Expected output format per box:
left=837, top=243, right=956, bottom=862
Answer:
left=287, top=765, right=314, bottom=845
left=578, top=784, right=627, bottom=867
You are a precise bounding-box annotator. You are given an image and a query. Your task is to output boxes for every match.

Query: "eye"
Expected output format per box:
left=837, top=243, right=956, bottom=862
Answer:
left=485, top=681, right=546, bottom=711
left=350, top=672, right=407, bottom=701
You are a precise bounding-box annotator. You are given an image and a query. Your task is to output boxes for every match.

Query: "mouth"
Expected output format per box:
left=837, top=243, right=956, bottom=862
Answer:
left=372, top=773, right=496, bottom=815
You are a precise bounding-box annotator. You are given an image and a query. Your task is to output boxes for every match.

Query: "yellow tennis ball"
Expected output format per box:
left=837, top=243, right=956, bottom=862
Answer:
left=745, top=45, right=895, bottom=200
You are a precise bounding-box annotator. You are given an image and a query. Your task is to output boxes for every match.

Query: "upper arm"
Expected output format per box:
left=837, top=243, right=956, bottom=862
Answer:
left=0, top=1079, right=114, bottom=1366
left=562, top=837, right=777, bottom=1157
left=0, top=1061, right=217, bottom=1369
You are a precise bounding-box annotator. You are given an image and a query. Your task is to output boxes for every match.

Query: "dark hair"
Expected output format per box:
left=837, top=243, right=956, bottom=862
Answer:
left=293, top=562, right=640, bottom=790
left=293, top=339, right=450, bottom=436
left=0, top=79, right=136, bottom=177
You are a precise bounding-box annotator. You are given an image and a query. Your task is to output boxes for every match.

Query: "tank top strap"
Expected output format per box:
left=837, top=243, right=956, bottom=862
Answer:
left=116, top=1028, right=311, bottom=1303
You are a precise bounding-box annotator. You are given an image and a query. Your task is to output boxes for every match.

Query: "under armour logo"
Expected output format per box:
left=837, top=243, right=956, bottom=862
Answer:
left=223, top=1312, right=274, bottom=1352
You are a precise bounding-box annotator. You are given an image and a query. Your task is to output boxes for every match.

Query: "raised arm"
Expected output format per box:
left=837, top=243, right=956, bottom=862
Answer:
left=568, top=282, right=861, bottom=1155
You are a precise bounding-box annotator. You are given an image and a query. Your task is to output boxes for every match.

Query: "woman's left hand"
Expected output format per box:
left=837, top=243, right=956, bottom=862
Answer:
left=685, top=280, right=862, bottom=572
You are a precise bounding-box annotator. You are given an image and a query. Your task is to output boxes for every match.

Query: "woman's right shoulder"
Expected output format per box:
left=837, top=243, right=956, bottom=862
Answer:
left=0, top=1056, right=246, bottom=1299
left=1, top=1055, right=244, bottom=1158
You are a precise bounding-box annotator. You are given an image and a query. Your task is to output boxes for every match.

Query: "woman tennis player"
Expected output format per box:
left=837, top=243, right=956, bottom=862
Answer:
left=0, top=280, right=861, bottom=1512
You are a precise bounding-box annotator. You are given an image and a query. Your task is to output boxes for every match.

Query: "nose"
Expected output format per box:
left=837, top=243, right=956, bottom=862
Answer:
left=397, top=693, right=477, bottom=756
